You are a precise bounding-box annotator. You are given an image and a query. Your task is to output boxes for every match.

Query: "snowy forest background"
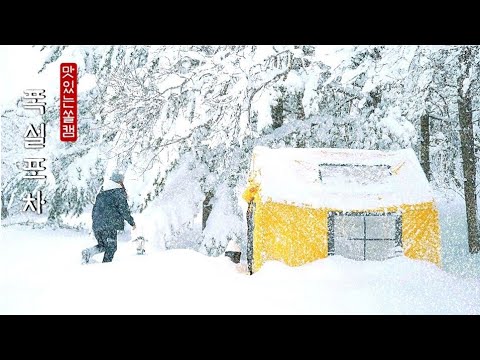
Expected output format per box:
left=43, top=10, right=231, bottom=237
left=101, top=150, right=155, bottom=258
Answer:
left=1, top=45, right=479, bottom=257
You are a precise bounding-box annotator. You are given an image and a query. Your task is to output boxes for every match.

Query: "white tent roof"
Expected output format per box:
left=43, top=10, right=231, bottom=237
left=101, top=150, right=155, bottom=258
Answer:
left=249, top=146, right=434, bottom=210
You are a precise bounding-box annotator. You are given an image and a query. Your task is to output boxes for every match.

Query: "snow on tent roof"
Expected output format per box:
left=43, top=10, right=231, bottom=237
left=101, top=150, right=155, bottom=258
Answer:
left=249, top=146, right=433, bottom=210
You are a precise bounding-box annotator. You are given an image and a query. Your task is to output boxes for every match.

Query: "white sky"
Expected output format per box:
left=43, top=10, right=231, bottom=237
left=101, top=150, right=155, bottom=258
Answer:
left=314, top=45, right=349, bottom=67
left=0, top=45, right=46, bottom=109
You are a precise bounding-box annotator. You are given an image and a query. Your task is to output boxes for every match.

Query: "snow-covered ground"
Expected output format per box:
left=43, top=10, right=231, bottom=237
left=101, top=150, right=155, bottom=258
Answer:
left=437, top=196, right=480, bottom=279
left=1, top=220, right=479, bottom=314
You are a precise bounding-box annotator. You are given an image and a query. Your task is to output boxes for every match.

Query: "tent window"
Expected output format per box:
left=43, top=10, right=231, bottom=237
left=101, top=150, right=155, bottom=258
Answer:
left=327, top=212, right=402, bottom=261
left=318, top=164, right=391, bottom=186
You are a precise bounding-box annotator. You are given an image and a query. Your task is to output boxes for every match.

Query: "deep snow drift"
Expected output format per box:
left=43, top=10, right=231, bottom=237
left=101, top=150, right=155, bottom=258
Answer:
left=1, top=224, right=479, bottom=315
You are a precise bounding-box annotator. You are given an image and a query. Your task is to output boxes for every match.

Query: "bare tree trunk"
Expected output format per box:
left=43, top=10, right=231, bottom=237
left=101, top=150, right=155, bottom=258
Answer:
left=457, top=46, right=480, bottom=254
left=1, top=192, right=8, bottom=219
left=202, top=191, right=214, bottom=230
left=420, top=113, right=431, bottom=181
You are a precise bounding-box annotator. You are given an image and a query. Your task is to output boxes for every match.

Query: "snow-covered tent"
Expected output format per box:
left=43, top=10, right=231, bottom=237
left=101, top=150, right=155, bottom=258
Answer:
left=242, top=146, right=441, bottom=274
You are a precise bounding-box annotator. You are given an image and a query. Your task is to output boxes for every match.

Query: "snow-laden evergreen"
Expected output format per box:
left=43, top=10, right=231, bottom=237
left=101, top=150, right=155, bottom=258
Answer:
left=2, top=45, right=479, bottom=255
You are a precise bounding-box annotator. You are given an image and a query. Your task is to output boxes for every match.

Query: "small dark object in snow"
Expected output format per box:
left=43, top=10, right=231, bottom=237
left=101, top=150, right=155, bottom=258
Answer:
left=132, top=236, right=148, bottom=255
left=225, top=251, right=241, bottom=264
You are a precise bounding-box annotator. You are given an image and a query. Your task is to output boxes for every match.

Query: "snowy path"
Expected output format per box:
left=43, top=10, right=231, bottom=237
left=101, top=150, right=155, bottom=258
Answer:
left=1, top=225, right=479, bottom=314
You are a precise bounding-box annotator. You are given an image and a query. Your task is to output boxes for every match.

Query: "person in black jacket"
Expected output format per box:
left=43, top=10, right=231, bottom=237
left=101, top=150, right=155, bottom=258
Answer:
left=81, top=170, right=136, bottom=264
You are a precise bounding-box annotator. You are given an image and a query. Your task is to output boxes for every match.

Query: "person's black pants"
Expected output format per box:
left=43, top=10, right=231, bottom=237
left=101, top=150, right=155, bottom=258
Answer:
left=86, top=229, right=118, bottom=262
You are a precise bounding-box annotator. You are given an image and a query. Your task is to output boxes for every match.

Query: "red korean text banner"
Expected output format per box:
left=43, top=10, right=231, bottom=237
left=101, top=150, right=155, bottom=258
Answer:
left=60, top=63, right=77, bottom=142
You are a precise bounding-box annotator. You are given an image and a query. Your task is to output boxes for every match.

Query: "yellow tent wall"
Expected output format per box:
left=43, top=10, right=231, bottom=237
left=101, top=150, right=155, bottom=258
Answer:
left=401, top=201, right=441, bottom=266
left=253, top=200, right=330, bottom=273
left=244, top=186, right=441, bottom=273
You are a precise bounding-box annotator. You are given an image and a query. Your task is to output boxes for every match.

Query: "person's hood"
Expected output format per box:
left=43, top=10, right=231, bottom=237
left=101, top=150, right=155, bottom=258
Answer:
left=103, top=178, right=123, bottom=191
